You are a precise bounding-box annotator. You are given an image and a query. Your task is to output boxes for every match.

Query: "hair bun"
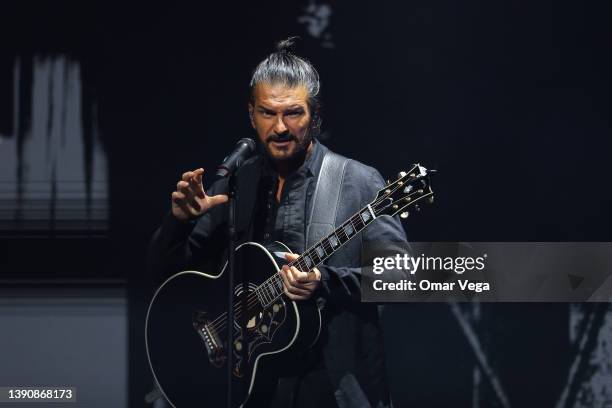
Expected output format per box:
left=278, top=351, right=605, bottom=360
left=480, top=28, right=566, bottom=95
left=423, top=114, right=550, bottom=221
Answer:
left=275, top=36, right=300, bottom=54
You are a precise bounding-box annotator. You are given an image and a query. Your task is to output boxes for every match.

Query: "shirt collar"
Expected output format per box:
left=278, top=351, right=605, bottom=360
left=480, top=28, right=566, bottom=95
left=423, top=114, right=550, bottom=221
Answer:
left=300, top=138, right=323, bottom=178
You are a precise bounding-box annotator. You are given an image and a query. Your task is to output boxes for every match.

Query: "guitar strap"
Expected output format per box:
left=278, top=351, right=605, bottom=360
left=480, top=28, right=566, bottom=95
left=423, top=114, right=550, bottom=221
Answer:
left=306, top=150, right=350, bottom=249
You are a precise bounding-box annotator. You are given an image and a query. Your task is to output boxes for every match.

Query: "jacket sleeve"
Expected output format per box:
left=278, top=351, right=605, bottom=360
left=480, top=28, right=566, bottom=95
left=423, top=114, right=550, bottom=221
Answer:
left=146, top=177, right=229, bottom=284
left=316, top=167, right=411, bottom=306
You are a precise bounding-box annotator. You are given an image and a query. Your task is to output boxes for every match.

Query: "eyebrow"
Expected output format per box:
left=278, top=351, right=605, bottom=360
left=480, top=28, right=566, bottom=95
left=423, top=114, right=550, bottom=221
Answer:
left=257, top=105, right=305, bottom=112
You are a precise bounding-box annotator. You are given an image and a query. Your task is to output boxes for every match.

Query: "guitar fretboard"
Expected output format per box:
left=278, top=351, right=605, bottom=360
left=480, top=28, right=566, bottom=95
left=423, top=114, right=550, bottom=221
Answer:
left=254, top=204, right=377, bottom=307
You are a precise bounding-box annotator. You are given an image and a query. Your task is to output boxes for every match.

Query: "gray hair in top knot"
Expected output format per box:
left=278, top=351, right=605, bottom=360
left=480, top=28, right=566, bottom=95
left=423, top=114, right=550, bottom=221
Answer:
left=249, top=37, right=322, bottom=135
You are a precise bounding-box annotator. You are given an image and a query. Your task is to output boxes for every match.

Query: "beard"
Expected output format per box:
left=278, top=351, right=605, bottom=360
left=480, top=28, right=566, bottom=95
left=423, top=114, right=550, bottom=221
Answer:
left=261, top=127, right=313, bottom=165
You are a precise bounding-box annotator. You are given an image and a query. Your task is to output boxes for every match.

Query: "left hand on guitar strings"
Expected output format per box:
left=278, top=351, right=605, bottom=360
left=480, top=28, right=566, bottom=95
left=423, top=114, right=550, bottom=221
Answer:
left=279, top=253, right=321, bottom=301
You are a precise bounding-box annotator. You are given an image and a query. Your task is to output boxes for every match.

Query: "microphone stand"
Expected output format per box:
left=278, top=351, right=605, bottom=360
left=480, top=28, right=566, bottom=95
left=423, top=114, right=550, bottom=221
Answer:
left=217, top=138, right=255, bottom=408
left=226, top=168, right=249, bottom=408
left=226, top=171, right=237, bottom=408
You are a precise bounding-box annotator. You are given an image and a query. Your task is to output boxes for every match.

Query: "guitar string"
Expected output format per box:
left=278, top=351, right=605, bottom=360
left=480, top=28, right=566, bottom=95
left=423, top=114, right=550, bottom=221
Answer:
left=207, top=179, right=423, bottom=333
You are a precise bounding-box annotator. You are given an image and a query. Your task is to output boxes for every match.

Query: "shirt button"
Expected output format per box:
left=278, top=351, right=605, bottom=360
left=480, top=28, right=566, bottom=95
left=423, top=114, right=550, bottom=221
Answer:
left=264, top=233, right=270, bottom=239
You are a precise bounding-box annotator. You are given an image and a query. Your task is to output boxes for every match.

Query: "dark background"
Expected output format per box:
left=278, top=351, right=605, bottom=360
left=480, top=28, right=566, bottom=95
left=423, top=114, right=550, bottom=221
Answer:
left=1, top=1, right=611, bottom=407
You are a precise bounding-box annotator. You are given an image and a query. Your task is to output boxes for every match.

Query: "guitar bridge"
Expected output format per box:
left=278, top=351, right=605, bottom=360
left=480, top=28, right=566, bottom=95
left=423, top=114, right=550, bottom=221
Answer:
left=192, top=311, right=225, bottom=367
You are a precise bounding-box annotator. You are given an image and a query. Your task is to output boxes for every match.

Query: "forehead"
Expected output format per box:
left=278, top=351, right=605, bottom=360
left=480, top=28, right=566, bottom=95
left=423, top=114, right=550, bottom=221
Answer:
left=253, top=83, right=309, bottom=109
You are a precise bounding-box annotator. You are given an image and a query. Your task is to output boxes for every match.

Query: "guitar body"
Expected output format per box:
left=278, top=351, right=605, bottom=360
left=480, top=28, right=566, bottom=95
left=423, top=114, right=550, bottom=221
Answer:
left=145, top=241, right=322, bottom=408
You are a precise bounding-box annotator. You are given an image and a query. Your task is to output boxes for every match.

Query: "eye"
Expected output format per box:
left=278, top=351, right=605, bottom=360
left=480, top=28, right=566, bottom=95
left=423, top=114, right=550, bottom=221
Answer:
left=259, top=110, right=274, bottom=118
left=286, top=110, right=303, bottom=117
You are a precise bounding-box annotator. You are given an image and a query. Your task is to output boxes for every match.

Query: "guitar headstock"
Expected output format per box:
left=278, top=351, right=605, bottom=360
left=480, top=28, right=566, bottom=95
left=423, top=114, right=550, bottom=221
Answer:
left=372, top=164, right=435, bottom=219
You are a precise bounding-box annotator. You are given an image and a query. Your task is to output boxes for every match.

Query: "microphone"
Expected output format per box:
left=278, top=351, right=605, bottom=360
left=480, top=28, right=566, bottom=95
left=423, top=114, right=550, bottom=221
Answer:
left=216, top=138, right=256, bottom=177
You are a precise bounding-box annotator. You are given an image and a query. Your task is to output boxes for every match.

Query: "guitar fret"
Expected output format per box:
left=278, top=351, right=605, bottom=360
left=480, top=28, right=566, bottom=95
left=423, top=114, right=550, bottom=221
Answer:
left=255, top=288, right=265, bottom=305
left=263, top=285, right=272, bottom=304
left=339, top=223, right=350, bottom=241
left=303, top=255, right=314, bottom=270
left=265, top=282, right=273, bottom=299
left=329, top=233, right=339, bottom=249
left=269, top=281, right=280, bottom=298
left=266, top=281, right=274, bottom=298
left=352, top=214, right=364, bottom=229
left=258, top=286, right=268, bottom=305
left=343, top=223, right=354, bottom=237
left=267, top=283, right=275, bottom=301
left=360, top=209, right=372, bottom=223
left=308, top=248, right=321, bottom=267
left=321, top=238, right=333, bottom=256
left=274, top=275, right=283, bottom=292
left=314, top=245, right=325, bottom=259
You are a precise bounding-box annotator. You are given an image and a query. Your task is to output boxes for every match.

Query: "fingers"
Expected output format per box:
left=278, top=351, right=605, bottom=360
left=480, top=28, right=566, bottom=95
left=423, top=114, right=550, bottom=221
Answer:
left=284, top=252, right=300, bottom=261
left=176, top=168, right=206, bottom=208
left=280, top=265, right=320, bottom=301
left=194, top=171, right=205, bottom=198
left=282, top=254, right=319, bottom=280
left=283, top=263, right=319, bottom=283
left=172, top=190, right=200, bottom=215
left=181, top=168, right=204, bottom=182
left=188, top=170, right=205, bottom=199
left=180, top=168, right=206, bottom=199
left=282, top=266, right=312, bottom=289
left=176, top=181, right=202, bottom=211
left=179, top=168, right=204, bottom=199
left=280, top=266, right=311, bottom=293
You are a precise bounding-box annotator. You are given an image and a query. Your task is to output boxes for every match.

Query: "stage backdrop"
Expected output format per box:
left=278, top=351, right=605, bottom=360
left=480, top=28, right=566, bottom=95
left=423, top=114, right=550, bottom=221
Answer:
left=1, top=1, right=611, bottom=407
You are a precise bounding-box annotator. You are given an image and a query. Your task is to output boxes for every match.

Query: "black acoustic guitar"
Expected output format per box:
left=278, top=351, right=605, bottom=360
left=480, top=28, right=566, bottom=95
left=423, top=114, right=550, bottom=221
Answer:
left=145, top=164, right=434, bottom=407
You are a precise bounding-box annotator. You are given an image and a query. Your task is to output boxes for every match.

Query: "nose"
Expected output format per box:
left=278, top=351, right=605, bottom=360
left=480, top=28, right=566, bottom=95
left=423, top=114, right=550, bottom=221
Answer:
left=272, top=114, right=288, bottom=134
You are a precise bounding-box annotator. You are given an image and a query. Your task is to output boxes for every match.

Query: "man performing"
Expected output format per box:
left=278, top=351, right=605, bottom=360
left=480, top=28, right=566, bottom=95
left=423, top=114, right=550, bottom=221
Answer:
left=148, top=37, right=409, bottom=408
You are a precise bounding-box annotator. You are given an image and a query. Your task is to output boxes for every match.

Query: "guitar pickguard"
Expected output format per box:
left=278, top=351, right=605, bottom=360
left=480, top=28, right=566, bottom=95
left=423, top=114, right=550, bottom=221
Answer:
left=246, top=298, right=287, bottom=358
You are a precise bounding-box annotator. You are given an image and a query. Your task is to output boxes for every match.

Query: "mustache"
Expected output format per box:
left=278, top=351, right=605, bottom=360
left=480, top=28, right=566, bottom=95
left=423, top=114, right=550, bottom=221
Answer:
left=266, top=133, right=296, bottom=143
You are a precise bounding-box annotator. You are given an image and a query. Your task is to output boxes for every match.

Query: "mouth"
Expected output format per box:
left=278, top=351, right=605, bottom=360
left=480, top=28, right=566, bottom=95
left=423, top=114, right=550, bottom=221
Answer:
left=269, top=140, right=293, bottom=148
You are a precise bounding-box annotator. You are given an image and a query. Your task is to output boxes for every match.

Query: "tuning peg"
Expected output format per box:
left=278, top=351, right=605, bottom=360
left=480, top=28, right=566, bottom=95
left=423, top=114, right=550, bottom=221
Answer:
left=428, top=196, right=434, bottom=204
left=398, top=171, right=407, bottom=178
left=400, top=211, right=409, bottom=219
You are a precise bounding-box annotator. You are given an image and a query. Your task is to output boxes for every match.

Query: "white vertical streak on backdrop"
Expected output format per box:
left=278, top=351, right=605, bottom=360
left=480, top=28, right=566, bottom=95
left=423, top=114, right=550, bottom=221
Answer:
left=0, top=55, right=108, bottom=234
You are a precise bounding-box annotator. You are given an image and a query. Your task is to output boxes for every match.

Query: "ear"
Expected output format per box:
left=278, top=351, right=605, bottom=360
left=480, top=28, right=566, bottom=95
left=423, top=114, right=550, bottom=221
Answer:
left=248, top=104, right=255, bottom=129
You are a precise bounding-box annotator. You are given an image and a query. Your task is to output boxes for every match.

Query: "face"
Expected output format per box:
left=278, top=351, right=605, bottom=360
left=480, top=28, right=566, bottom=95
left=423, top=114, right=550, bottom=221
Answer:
left=249, top=82, right=313, bottom=162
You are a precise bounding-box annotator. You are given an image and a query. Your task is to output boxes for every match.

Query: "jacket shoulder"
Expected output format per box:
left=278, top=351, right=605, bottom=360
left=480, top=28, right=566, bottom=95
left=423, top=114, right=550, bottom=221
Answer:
left=322, top=145, right=381, bottom=181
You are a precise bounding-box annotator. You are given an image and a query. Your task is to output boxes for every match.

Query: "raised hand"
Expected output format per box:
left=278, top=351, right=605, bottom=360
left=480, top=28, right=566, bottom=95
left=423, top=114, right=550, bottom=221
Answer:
left=171, top=168, right=228, bottom=222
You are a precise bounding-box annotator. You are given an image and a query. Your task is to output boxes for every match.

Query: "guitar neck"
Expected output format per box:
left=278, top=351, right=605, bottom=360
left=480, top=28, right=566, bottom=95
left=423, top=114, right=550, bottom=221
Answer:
left=255, top=203, right=378, bottom=307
